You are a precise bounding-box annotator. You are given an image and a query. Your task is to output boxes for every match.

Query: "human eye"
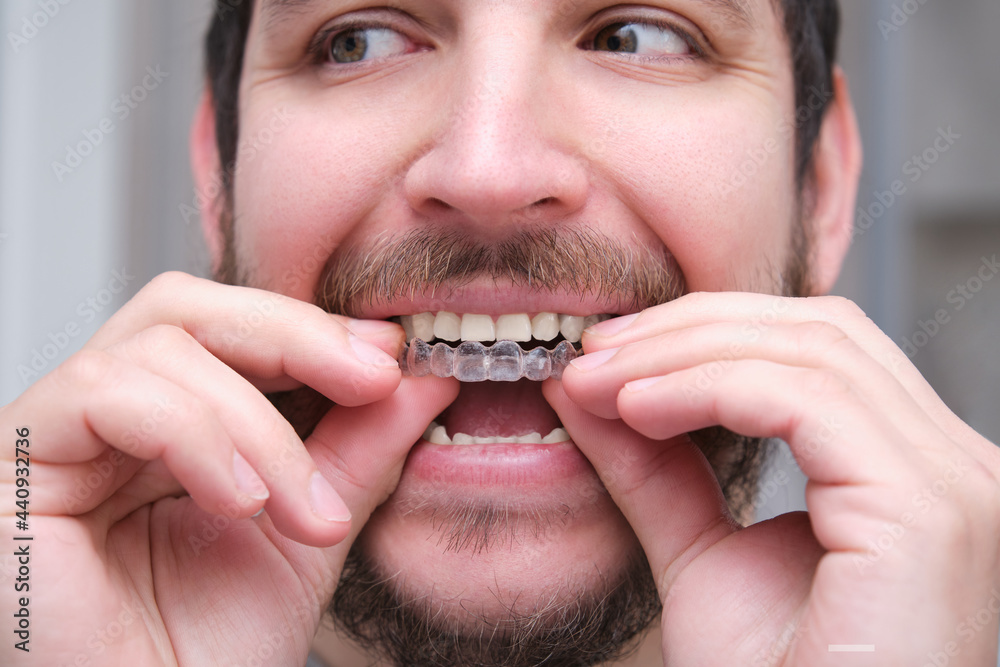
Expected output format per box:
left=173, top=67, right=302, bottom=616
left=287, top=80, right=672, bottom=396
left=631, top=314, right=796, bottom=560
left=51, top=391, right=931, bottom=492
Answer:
left=313, top=23, right=419, bottom=66
left=585, top=19, right=700, bottom=59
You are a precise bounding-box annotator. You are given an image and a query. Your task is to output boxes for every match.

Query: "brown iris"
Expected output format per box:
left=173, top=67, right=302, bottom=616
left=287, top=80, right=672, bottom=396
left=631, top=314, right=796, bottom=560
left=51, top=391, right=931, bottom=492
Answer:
left=331, top=29, right=368, bottom=63
left=593, top=23, right=639, bottom=53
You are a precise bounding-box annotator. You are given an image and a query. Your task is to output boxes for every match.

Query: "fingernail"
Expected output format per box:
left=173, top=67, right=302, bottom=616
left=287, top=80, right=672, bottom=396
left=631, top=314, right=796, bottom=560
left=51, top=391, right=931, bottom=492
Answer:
left=233, top=451, right=269, bottom=500
left=349, top=333, right=397, bottom=367
left=625, top=376, right=666, bottom=393
left=586, top=313, right=638, bottom=337
left=347, top=319, right=399, bottom=336
left=309, top=472, right=352, bottom=523
left=570, top=347, right=620, bottom=372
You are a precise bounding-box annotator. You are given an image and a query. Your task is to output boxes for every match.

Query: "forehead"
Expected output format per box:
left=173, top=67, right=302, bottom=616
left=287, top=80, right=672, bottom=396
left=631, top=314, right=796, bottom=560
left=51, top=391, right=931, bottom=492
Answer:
left=256, top=0, right=781, bottom=36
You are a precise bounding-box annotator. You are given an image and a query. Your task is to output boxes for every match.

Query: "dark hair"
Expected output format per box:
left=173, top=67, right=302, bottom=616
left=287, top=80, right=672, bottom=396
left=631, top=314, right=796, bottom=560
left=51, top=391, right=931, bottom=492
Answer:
left=205, top=0, right=840, bottom=191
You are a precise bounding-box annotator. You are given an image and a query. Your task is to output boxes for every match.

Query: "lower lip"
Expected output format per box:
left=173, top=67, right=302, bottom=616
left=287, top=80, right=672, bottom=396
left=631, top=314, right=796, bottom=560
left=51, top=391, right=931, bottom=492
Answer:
left=404, top=439, right=596, bottom=488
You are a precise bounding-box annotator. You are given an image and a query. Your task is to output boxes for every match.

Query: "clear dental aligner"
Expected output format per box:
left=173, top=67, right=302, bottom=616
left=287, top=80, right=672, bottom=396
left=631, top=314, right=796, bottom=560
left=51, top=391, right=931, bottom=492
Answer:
left=396, top=311, right=611, bottom=382
left=400, top=338, right=579, bottom=381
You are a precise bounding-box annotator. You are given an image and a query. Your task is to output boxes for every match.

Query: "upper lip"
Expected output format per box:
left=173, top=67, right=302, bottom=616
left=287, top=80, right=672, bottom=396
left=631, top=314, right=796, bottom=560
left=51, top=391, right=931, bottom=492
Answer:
left=350, top=280, right=638, bottom=321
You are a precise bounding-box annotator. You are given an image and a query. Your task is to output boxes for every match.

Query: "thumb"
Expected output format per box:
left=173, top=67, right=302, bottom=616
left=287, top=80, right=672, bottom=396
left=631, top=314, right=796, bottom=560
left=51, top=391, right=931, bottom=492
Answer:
left=307, top=376, right=459, bottom=545
left=543, top=380, right=738, bottom=594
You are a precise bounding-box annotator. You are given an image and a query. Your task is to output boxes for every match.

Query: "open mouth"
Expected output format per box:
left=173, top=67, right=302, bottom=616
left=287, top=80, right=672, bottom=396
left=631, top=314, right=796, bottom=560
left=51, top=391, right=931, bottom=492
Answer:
left=395, top=311, right=612, bottom=381
left=401, top=377, right=593, bottom=489
left=378, top=307, right=629, bottom=489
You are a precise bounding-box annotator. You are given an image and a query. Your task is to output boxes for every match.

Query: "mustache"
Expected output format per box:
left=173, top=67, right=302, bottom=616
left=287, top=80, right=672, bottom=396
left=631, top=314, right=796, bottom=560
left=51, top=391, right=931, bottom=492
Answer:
left=316, top=228, right=686, bottom=318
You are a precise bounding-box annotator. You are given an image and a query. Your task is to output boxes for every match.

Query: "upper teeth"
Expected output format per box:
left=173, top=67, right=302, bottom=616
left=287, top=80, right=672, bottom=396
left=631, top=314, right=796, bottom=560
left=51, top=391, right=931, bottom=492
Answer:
left=401, top=312, right=608, bottom=344
left=422, top=421, right=571, bottom=446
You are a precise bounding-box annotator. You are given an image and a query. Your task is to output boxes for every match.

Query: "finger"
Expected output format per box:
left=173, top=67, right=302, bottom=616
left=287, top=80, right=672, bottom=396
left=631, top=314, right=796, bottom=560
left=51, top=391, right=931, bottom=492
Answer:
left=104, top=324, right=359, bottom=541
left=305, top=376, right=460, bottom=545
left=86, top=272, right=404, bottom=406
left=542, top=380, right=738, bottom=594
left=584, top=294, right=870, bottom=353
left=615, top=359, right=918, bottom=487
left=564, top=320, right=944, bottom=453
left=583, top=293, right=976, bottom=443
left=7, top=350, right=268, bottom=519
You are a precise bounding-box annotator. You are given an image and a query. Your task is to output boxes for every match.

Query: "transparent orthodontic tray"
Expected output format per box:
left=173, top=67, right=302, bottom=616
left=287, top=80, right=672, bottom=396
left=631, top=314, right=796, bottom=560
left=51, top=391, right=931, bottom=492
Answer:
left=399, top=338, right=579, bottom=381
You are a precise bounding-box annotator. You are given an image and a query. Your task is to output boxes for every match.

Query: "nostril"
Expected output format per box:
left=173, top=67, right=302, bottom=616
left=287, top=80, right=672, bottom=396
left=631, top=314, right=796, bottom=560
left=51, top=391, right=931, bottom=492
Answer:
left=426, top=197, right=453, bottom=213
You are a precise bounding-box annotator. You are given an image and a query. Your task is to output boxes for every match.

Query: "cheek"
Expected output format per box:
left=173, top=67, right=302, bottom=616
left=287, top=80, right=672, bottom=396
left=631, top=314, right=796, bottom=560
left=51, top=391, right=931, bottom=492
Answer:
left=612, top=94, right=798, bottom=292
left=232, top=107, right=402, bottom=298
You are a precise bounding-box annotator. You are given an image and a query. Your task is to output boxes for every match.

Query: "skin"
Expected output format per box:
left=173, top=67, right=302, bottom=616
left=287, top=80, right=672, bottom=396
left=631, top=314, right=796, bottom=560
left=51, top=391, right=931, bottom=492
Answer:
left=2, top=0, right=999, bottom=665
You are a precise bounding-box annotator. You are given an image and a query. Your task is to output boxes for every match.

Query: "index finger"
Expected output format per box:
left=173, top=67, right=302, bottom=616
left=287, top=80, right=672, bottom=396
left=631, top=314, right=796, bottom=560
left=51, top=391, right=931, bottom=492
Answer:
left=86, top=272, right=403, bottom=406
left=584, top=292, right=985, bottom=450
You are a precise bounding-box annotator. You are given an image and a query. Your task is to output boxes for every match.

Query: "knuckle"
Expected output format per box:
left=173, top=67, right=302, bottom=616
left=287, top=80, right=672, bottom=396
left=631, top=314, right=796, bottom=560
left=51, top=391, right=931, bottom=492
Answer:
left=795, top=320, right=850, bottom=345
left=959, top=461, right=1000, bottom=521
left=791, top=320, right=854, bottom=358
left=142, top=271, right=191, bottom=298
left=168, top=392, right=213, bottom=431
left=798, top=367, right=854, bottom=404
left=323, top=445, right=372, bottom=496
left=910, top=455, right=998, bottom=541
left=56, top=349, right=119, bottom=390
left=133, top=324, right=196, bottom=355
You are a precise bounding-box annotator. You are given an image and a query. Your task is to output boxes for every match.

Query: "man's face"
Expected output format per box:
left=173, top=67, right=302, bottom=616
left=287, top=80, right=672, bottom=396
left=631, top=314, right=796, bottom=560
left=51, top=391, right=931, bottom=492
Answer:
left=228, top=0, right=800, bottom=661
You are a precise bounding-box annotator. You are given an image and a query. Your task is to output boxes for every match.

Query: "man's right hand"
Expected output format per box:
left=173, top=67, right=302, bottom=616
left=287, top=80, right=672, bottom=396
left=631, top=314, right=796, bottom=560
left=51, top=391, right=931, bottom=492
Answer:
left=0, top=271, right=458, bottom=666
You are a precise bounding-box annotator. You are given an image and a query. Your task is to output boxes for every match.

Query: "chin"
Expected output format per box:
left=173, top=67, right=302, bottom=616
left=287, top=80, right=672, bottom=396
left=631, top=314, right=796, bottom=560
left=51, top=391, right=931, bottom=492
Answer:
left=357, top=455, right=641, bottom=631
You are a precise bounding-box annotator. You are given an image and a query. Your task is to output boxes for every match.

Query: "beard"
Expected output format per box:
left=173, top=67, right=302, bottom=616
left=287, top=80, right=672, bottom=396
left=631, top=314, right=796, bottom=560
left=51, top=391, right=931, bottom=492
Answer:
left=331, top=541, right=661, bottom=667
left=214, top=207, right=812, bottom=666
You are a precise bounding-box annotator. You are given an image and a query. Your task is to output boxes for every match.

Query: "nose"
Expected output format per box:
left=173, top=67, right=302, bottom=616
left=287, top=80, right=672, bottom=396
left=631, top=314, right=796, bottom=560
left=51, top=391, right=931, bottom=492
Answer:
left=404, top=38, right=589, bottom=234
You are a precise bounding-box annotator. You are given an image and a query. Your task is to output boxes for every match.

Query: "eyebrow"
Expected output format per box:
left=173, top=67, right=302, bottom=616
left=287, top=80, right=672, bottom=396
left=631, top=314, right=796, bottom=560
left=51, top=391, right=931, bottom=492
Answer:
left=260, top=0, right=757, bottom=33
left=703, top=0, right=756, bottom=30
left=260, top=0, right=322, bottom=34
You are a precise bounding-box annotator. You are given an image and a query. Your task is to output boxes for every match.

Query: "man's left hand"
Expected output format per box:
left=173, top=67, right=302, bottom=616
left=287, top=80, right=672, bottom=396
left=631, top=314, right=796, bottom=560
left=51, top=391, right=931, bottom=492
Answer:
left=549, top=292, right=1000, bottom=666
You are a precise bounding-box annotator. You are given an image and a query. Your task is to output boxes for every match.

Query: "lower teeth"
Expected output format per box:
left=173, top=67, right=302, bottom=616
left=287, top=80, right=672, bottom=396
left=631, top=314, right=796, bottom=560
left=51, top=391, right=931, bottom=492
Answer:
left=400, top=338, right=579, bottom=381
left=422, top=421, right=571, bottom=445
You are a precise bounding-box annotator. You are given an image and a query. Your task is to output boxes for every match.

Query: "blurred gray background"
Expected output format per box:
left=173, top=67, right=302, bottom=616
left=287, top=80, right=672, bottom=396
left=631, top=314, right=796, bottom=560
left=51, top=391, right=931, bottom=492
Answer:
left=1, top=1, right=998, bottom=656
